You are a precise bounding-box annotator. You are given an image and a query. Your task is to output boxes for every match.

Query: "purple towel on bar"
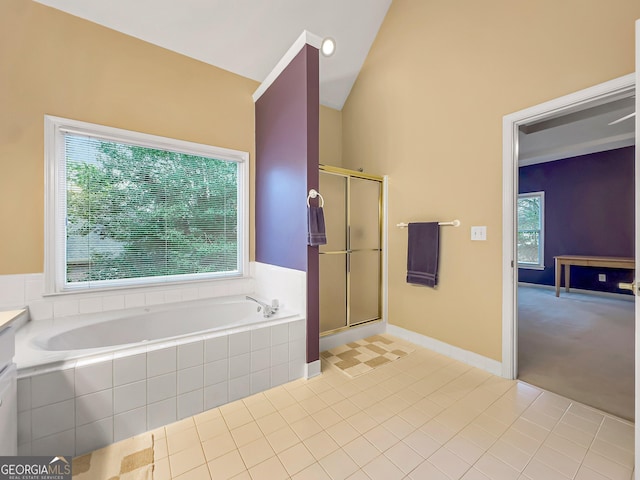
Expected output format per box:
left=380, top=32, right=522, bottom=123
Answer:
left=406, top=222, right=439, bottom=287
left=307, top=206, right=327, bottom=246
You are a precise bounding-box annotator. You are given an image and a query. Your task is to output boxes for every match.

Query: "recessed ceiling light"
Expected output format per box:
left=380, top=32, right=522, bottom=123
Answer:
left=321, top=37, right=336, bottom=57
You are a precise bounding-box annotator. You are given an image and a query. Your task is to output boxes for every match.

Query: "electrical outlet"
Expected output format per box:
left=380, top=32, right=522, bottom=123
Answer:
left=598, top=273, right=606, bottom=282
left=471, top=226, right=487, bottom=241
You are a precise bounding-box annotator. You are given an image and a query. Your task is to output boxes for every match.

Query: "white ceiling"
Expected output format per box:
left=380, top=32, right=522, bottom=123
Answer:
left=518, top=96, right=635, bottom=166
left=34, top=0, right=393, bottom=110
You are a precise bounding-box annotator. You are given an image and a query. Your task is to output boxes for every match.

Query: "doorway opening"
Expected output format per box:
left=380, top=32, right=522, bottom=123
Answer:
left=502, top=74, right=636, bottom=420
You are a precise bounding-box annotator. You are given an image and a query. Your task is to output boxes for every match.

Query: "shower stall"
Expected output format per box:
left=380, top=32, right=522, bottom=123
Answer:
left=319, top=166, right=383, bottom=335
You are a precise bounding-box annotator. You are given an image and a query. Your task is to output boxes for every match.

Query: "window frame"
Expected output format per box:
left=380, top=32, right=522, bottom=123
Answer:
left=517, top=191, right=545, bottom=270
left=44, top=115, right=249, bottom=294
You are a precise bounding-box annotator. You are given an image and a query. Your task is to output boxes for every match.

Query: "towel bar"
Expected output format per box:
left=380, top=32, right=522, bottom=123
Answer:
left=396, top=220, right=460, bottom=228
left=307, top=189, right=325, bottom=207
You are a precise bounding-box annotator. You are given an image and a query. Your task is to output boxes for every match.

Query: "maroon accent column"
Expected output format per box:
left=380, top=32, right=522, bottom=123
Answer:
left=305, top=46, right=320, bottom=364
left=255, top=44, right=320, bottom=365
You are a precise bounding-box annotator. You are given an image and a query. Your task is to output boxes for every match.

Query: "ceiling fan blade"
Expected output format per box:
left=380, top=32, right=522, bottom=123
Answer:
left=608, top=111, right=636, bottom=126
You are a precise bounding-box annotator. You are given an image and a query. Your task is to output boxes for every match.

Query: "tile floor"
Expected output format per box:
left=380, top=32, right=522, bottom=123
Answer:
left=148, top=336, right=635, bottom=480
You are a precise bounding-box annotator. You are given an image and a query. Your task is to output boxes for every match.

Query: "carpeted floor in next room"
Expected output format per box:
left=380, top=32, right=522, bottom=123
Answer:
left=518, top=286, right=635, bottom=421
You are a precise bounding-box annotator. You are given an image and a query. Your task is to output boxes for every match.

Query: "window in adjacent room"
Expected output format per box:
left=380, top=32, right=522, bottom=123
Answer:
left=45, top=116, right=248, bottom=293
left=517, top=191, right=545, bottom=269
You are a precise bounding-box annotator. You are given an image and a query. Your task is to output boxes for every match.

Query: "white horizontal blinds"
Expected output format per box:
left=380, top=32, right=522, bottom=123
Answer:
left=63, top=132, right=239, bottom=288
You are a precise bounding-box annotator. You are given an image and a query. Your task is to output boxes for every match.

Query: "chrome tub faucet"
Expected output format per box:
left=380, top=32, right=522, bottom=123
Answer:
left=246, top=296, right=279, bottom=318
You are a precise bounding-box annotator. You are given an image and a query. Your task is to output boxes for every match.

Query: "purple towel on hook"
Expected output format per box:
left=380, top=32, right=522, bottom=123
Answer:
left=307, top=206, right=327, bottom=246
left=406, top=222, right=439, bottom=287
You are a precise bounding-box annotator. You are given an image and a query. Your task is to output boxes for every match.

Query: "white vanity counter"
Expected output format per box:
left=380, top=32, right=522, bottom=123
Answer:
left=0, top=308, right=23, bottom=456
left=0, top=309, right=27, bottom=330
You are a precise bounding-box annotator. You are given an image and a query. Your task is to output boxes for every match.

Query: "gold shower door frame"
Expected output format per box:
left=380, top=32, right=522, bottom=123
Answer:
left=319, top=165, right=384, bottom=336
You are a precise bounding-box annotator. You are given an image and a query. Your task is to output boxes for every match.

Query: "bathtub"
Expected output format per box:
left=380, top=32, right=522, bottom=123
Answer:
left=14, top=295, right=306, bottom=457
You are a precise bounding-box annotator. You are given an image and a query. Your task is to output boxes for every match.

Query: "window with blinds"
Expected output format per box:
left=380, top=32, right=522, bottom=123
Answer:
left=45, top=116, right=248, bottom=292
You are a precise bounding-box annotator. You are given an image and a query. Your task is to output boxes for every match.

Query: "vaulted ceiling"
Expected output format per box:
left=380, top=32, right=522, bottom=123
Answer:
left=34, top=0, right=393, bottom=110
left=34, top=0, right=634, bottom=160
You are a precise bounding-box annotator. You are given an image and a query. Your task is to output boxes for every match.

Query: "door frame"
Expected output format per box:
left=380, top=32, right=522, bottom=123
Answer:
left=501, top=73, right=636, bottom=380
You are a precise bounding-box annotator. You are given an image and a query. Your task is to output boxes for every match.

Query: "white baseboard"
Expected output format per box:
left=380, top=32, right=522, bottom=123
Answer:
left=305, top=360, right=321, bottom=379
left=386, top=324, right=502, bottom=376
left=518, top=282, right=634, bottom=302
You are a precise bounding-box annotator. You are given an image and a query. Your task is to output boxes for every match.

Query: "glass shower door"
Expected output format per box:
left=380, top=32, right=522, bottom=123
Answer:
left=319, top=168, right=382, bottom=335
left=349, top=177, right=381, bottom=325
left=319, top=172, right=348, bottom=333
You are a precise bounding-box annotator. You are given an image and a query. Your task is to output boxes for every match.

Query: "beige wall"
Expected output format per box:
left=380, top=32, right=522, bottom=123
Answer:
left=4, top=0, right=638, bottom=361
left=319, top=105, right=343, bottom=167
left=0, top=0, right=258, bottom=274
left=342, top=0, right=640, bottom=360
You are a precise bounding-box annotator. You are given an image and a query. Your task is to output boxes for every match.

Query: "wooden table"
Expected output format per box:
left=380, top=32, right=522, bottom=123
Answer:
left=554, top=255, right=635, bottom=297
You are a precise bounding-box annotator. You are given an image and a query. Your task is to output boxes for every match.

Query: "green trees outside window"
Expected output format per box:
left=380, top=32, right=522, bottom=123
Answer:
left=65, top=135, right=239, bottom=284
left=517, top=192, right=544, bottom=267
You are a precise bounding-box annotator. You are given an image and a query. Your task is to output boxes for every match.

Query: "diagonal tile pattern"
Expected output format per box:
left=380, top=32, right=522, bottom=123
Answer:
left=72, top=431, right=154, bottom=479
left=141, top=336, right=634, bottom=479
left=321, top=335, right=414, bottom=378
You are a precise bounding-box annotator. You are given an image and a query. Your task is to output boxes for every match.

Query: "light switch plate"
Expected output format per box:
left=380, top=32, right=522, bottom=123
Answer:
left=471, top=226, right=487, bottom=241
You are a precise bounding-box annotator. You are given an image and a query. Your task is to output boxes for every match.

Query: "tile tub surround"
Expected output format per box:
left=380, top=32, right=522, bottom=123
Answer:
left=0, top=272, right=256, bottom=322
left=16, top=318, right=306, bottom=457
left=251, top=262, right=307, bottom=317
left=0, top=262, right=304, bottom=323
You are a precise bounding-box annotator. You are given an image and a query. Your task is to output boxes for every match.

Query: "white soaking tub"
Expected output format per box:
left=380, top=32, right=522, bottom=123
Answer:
left=14, top=295, right=306, bottom=457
